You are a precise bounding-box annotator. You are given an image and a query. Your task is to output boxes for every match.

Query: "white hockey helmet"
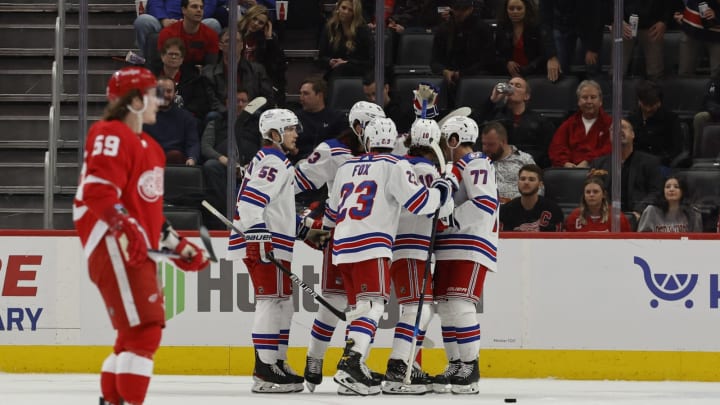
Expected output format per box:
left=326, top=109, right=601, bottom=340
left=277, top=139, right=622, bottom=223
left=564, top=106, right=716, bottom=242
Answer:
left=364, top=117, right=397, bottom=150
left=259, top=108, right=299, bottom=143
left=410, top=118, right=441, bottom=147
left=348, top=101, right=386, bottom=138
left=440, top=116, right=479, bottom=146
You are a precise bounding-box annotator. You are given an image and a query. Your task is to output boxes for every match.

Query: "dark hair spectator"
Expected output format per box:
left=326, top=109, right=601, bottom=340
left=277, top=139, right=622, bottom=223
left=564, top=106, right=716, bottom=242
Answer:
left=616, top=0, right=675, bottom=79
left=493, top=0, right=546, bottom=77
left=156, top=0, right=221, bottom=66
left=499, top=163, right=565, bottom=231
left=637, top=175, right=703, bottom=232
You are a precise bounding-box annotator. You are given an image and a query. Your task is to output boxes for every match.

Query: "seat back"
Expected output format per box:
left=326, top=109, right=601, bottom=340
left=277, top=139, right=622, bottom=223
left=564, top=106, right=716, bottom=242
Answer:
left=164, top=165, right=204, bottom=207
left=675, top=168, right=720, bottom=231
left=327, top=77, right=365, bottom=114
left=455, top=76, right=508, bottom=111
left=393, top=75, right=443, bottom=108
left=393, top=32, right=435, bottom=75
left=527, top=75, right=580, bottom=120
left=164, top=208, right=203, bottom=230
left=660, top=76, right=709, bottom=120
left=695, top=124, right=720, bottom=160
left=542, top=167, right=591, bottom=211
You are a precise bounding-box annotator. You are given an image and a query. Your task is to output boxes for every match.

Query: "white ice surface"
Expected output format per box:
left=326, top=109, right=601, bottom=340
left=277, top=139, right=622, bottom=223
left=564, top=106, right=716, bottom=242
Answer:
left=3, top=373, right=720, bottom=404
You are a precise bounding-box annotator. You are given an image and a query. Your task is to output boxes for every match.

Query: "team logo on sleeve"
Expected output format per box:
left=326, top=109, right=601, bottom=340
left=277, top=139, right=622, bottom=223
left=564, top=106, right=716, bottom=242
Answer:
left=137, top=167, right=164, bottom=202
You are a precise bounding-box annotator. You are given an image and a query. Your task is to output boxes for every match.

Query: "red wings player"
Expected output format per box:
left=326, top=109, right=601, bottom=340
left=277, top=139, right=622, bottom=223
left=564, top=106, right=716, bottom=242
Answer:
left=73, top=67, right=209, bottom=405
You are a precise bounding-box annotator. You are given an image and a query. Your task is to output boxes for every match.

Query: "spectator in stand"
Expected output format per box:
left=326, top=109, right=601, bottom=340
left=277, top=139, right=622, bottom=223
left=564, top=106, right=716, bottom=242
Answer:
left=238, top=5, right=288, bottom=106
left=134, top=0, right=223, bottom=59
left=538, top=0, right=605, bottom=81
left=493, top=0, right=546, bottom=78
left=317, top=0, right=373, bottom=80
left=549, top=80, right=611, bottom=168
left=616, top=0, right=675, bottom=80
left=500, top=164, right=564, bottom=231
left=478, top=122, right=536, bottom=203
left=201, top=89, right=265, bottom=227
left=144, top=77, right=200, bottom=165
left=675, top=0, right=720, bottom=77
left=431, top=0, right=495, bottom=107
left=474, top=76, right=555, bottom=167
left=637, top=176, right=703, bottom=232
left=362, top=73, right=415, bottom=135
left=590, top=118, right=664, bottom=218
left=202, top=28, right=275, bottom=116
left=388, top=0, right=451, bottom=33
left=565, top=176, right=632, bottom=232
left=692, top=71, right=720, bottom=156
left=156, top=0, right=221, bottom=66
left=153, top=37, right=212, bottom=122
left=627, top=80, right=683, bottom=168
left=294, top=78, right=347, bottom=162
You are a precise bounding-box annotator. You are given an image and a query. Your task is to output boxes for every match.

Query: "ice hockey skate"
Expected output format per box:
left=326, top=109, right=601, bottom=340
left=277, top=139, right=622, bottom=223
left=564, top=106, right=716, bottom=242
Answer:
left=99, top=397, right=123, bottom=405
left=333, top=339, right=373, bottom=396
left=381, top=358, right=431, bottom=395
left=432, top=359, right=462, bottom=393
left=450, top=359, right=480, bottom=395
left=251, top=352, right=296, bottom=394
left=337, top=368, right=382, bottom=395
left=277, top=359, right=304, bottom=392
left=304, top=356, right=323, bottom=392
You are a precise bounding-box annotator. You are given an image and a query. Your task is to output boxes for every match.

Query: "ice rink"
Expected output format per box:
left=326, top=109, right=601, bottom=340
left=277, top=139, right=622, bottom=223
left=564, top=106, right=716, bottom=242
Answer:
left=3, top=373, right=720, bottom=404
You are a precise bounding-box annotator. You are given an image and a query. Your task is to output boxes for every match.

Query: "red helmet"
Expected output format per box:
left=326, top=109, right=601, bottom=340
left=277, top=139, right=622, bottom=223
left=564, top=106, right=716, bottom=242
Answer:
left=106, top=67, right=157, bottom=102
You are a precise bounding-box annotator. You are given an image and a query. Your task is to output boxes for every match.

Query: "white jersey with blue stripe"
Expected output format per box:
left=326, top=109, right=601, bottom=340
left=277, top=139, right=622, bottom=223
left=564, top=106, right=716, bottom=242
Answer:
left=393, top=156, right=440, bottom=261
left=435, top=151, right=499, bottom=271
left=324, top=153, right=444, bottom=265
left=227, top=147, right=296, bottom=262
left=294, top=138, right=353, bottom=193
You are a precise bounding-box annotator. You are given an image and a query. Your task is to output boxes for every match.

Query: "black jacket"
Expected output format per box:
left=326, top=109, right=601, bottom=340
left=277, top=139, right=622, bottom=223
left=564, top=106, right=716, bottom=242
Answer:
left=591, top=150, right=664, bottom=213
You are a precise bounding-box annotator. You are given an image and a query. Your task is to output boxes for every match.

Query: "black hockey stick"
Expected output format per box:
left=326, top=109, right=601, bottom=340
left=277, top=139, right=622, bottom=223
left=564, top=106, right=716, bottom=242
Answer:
left=198, top=225, right=218, bottom=263
left=201, top=200, right=347, bottom=321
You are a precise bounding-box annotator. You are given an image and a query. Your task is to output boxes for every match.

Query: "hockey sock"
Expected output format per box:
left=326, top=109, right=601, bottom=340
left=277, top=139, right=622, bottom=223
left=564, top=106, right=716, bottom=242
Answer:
left=253, top=299, right=282, bottom=364
left=116, top=352, right=153, bottom=404
left=307, top=294, right=346, bottom=359
left=115, top=324, right=161, bottom=405
left=389, top=303, right=433, bottom=361
left=100, top=353, right=120, bottom=404
left=277, top=299, right=293, bottom=361
left=437, top=301, right=460, bottom=361
left=453, top=300, right=481, bottom=362
left=346, top=299, right=384, bottom=357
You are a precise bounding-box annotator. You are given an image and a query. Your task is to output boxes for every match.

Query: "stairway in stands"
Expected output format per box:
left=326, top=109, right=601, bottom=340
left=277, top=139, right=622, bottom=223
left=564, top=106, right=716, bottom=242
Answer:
left=0, top=0, right=135, bottom=229
left=0, top=0, right=325, bottom=229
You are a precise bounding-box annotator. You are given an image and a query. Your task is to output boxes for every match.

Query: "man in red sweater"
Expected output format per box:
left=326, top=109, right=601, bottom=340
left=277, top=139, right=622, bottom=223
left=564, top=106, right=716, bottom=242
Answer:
left=157, top=0, right=219, bottom=66
left=548, top=79, right=612, bottom=167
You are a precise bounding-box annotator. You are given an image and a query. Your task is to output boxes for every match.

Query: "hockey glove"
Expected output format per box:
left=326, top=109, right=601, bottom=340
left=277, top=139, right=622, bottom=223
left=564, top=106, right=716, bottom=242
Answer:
left=245, top=228, right=273, bottom=263
left=297, top=215, right=331, bottom=250
left=159, top=222, right=210, bottom=271
left=413, top=82, right=440, bottom=119
left=431, top=177, right=453, bottom=206
left=104, top=204, right=148, bottom=268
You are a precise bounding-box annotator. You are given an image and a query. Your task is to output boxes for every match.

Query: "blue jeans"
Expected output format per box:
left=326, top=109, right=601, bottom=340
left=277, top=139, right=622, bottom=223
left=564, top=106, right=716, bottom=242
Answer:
left=133, top=15, right=222, bottom=57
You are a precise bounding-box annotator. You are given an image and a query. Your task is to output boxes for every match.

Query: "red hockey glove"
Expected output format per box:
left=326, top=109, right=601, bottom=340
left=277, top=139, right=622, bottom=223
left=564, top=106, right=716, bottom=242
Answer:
left=171, top=238, right=210, bottom=272
left=245, top=228, right=273, bottom=263
left=104, top=204, right=148, bottom=268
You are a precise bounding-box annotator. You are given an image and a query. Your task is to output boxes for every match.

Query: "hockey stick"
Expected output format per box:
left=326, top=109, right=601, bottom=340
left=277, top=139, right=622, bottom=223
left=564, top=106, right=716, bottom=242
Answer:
left=147, top=248, right=182, bottom=260
left=437, top=106, right=472, bottom=127
left=403, top=143, right=449, bottom=385
left=201, top=200, right=347, bottom=321
left=198, top=225, right=218, bottom=263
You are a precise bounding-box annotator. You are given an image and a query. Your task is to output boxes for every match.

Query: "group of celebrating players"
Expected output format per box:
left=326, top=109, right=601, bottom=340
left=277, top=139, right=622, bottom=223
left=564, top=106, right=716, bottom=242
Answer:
left=76, top=67, right=498, bottom=404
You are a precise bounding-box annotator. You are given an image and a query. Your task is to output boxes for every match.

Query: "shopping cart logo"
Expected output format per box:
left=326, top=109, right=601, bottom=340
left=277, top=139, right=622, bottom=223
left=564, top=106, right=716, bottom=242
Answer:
left=634, top=256, right=698, bottom=309
left=158, top=261, right=185, bottom=320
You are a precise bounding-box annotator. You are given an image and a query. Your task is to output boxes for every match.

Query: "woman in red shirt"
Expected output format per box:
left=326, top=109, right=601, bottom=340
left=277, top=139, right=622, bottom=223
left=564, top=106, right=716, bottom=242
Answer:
left=565, top=176, right=632, bottom=232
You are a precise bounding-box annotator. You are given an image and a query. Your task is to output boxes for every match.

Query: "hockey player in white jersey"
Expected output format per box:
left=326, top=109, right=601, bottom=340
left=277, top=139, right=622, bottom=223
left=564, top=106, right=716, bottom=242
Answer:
left=382, top=118, right=450, bottom=395
left=323, top=117, right=454, bottom=396
left=432, top=116, right=499, bottom=395
left=294, top=101, right=385, bottom=393
left=227, top=108, right=312, bottom=393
